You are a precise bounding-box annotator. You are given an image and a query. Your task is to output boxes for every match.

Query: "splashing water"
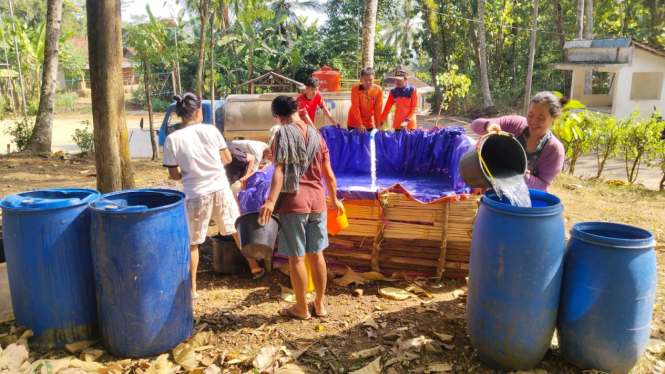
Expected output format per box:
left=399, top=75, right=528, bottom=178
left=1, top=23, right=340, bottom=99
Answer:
left=370, top=129, right=378, bottom=190
left=489, top=168, right=531, bottom=207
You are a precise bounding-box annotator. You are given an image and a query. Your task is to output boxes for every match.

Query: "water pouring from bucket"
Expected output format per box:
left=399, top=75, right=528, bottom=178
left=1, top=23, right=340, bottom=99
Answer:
left=459, top=132, right=531, bottom=207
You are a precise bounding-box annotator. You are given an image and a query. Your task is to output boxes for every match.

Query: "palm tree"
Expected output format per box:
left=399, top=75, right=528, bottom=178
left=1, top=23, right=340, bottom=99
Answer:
left=477, top=0, right=493, bottom=108
left=380, top=0, right=423, bottom=56
left=361, top=0, right=379, bottom=68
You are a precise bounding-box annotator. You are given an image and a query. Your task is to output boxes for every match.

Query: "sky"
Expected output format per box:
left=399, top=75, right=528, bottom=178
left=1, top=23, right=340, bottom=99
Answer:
left=122, top=0, right=328, bottom=26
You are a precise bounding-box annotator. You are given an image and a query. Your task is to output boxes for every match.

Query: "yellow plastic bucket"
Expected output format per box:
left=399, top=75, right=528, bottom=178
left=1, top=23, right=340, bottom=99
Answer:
left=327, top=201, right=348, bottom=235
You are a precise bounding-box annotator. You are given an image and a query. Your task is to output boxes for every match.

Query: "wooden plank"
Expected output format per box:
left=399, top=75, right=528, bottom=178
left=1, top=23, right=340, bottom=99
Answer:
left=437, top=203, right=450, bottom=279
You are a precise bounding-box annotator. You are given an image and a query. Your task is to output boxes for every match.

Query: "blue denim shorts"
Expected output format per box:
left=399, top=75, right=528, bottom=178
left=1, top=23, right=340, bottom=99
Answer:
left=277, top=212, right=329, bottom=257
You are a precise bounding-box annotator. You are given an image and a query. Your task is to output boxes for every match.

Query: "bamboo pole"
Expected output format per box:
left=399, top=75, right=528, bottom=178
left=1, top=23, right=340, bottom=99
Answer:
left=437, top=204, right=450, bottom=279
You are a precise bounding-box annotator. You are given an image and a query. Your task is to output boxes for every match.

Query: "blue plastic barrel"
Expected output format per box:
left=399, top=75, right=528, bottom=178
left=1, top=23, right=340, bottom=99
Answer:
left=1, top=188, right=100, bottom=347
left=557, top=222, right=656, bottom=374
left=467, top=189, right=565, bottom=371
left=88, top=189, right=192, bottom=358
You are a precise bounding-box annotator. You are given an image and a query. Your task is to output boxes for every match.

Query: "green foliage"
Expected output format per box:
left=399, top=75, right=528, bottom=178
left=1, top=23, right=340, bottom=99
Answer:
left=27, top=99, right=40, bottom=116
left=588, top=114, right=624, bottom=178
left=619, top=110, right=663, bottom=184
left=151, top=99, right=171, bottom=113
left=59, top=41, right=88, bottom=82
left=3, top=119, right=35, bottom=151
left=435, top=64, right=471, bottom=111
left=72, top=120, right=94, bottom=153
left=55, top=92, right=79, bottom=111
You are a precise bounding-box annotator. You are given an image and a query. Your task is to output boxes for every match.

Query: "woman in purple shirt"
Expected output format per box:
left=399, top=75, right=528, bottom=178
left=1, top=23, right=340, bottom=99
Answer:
left=471, top=91, right=566, bottom=192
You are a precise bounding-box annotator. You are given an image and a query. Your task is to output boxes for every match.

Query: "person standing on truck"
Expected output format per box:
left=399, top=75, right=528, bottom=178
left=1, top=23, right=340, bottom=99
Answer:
left=347, top=67, right=384, bottom=134
left=259, top=96, right=342, bottom=320
left=163, top=92, right=266, bottom=301
left=297, top=77, right=340, bottom=127
left=380, top=66, right=418, bottom=132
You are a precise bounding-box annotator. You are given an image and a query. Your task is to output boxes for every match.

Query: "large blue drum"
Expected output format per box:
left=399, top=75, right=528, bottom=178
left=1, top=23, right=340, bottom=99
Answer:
left=89, top=189, right=192, bottom=358
left=467, top=189, right=565, bottom=371
left=557, top=222, right=657, bottom=374
left=1, top=188, right=100, bottom=347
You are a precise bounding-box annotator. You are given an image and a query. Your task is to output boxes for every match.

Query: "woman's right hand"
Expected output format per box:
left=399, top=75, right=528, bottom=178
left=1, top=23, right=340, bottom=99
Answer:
left=486, top=123, right=501, bottom=134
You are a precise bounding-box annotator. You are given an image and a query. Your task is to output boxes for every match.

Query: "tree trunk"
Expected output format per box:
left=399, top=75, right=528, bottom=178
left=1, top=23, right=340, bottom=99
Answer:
left=649, top=0, right=665, bottom=44
left=523, top=0, right=539, bottom=115
left=196, top=0, right=210, bottom=98
left=511, top=20, right=518, bottom=91
left=361, top=0, right=379, bottom=68
left=220, top=1, right=231, bottom=29
left=576, top=0, right=584, bottom=39
left=495, top=0, right=507, bottom=82
left=24, top=0, right=63, bottom=154
left=552, top=0, right=572, bottom=94
left=144, top=61, right=158, bottom=161
left=210, top=10, right=215, bottom=102
left=468, top=23, right=483, bottom=87
left=431, top=39, right=441, bottom=110
left=583, top=0, right=593, bottom=94
left=477, top=0, right=493, bottom=108
left=86, top=0, right=135, bottom=193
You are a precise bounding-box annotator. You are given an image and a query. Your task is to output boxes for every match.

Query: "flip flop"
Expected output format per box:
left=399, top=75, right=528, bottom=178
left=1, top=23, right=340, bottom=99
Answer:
left=308, top=301, right=329, bottom=318
left=279, top=306, right=311, bottom=320
left=252, top=268, right=266, bottom=280
left=192, top=292, right=200, bottom=300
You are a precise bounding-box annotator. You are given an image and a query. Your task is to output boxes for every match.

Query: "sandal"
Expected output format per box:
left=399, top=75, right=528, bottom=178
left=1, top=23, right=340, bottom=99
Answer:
left=192, top=292, right=200, bottom=300
left=308, top=301, right=329, bottom=318
left=279, top=306, right=311, bottom=320
left=252, top=268, right=266, bottom=280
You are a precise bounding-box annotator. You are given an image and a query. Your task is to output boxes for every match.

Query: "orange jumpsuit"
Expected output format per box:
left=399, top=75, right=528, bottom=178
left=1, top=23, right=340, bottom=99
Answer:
left=380, top=84, right=418, bottom=130
left=347, top=83, right=384, bottom=129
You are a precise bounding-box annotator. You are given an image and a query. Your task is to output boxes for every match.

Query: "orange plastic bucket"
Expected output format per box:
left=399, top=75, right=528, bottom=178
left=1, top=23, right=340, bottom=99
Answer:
left=326, top=201, right=348, bottom=235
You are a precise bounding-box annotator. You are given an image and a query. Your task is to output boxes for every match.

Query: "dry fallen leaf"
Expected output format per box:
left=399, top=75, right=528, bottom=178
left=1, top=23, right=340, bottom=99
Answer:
left=333, top=267, right=369, bottom=288
left=253, top=346, right=281, bottom=373
left=0, top=356, right=9, bottom=370
left=275, top=363, right=314, bottom=373
left=3, top=344, right=28, bottom=369
left=359, top=271, right=398, bottom=282
left=349, top=346, right=381, bottom=359
left=363, top=317, right=379, bottom=329
left=433, top=333, right=454, bottom=342
left=191, top=332, right=213, bottom=348
left=81, top=348, right=104, bottom=362
left=647, top=339, right=665, bottom=354
left=144, top=354, right=174, bottom=374
left=65, top=341, right=94, bottom=354
left=366, top=329, right=378, bottom=339
left=203, top=364, right=221, bottom=374
left=425, top=362, right=452, bottom=373
left=69, top=359, right=105, bottom=373
left=384, top=351, right=419, bottom=367
left=98, top=364, right=125, bottom=374
left=291, top=342, right=313, bottom=361
left=22, top=357, right=72, bottom=374
left=378, top=287, right=417, bottom=301
left=406, top=285, right=431, bottom=297
left=173, top=343, right=197, bottom=372
left=349, top=357, right=381, bottom=374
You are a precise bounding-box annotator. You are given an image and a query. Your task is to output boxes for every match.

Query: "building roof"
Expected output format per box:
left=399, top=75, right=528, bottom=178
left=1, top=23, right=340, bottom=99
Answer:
left=68, top=38, right=89, bottom=54
left=563, top=37, right=665, bottom=60
left=631, top=39, right=665, bottom=59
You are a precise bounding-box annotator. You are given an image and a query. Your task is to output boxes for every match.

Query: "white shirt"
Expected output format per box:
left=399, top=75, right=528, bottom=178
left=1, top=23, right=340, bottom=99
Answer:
left=163, top=124, right=230, bottom=199
left=232, top=140, right=268, bottom=173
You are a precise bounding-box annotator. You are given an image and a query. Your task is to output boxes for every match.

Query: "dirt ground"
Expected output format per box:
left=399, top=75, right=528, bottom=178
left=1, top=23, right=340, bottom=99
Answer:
left=1, top=154, right=665, bottom=374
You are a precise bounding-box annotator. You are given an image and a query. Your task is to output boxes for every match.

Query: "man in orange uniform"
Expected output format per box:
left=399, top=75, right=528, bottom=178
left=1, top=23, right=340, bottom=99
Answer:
left=380, top=67, right=418, bottom=131
left=347, top=67, right=383, bottom=134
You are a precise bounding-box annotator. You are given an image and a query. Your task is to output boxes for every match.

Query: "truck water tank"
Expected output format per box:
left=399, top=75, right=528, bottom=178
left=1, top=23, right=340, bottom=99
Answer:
left=312, top=66, right=341, bottom=92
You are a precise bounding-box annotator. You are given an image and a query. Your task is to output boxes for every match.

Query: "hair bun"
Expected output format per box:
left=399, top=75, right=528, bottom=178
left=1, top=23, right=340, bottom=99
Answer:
left=559, top=95, right=570, bottom=107
left=173, top=95, right=182, bottom=103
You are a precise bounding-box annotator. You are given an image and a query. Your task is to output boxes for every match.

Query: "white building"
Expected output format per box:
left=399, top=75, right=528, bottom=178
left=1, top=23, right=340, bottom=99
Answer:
left=552, top=38, right=665, bottom=119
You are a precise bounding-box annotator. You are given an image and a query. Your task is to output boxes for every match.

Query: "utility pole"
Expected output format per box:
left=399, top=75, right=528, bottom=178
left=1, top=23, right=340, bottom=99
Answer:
left=210, top=10, right=215, bottom=103
left=523, top=0, right=539, bottom=116
left=7, top=0, right=27, bottom=120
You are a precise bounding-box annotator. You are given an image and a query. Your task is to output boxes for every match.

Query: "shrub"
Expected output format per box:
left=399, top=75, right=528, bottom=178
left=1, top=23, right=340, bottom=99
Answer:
left=151, top=98, right=171, bottom=113
left=72, top=120, right=94, bottom=153
left=55, top=92, right=79, bottom=111
left=620, top=110, right=661, bottom=184
left=3, top=119, right=35, bottom=151
left=27, top=99, right=39, bottom=116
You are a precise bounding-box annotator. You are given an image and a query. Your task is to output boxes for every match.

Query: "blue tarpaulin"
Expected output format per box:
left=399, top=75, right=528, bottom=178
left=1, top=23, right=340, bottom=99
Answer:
left=238, top=126, right=475, bottom=212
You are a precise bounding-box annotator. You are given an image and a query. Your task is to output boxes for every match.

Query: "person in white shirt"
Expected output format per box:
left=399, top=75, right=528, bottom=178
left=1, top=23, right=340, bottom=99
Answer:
left=163, top=92, right=265, bottom=299
left=232, top=140, right=270, bottom=173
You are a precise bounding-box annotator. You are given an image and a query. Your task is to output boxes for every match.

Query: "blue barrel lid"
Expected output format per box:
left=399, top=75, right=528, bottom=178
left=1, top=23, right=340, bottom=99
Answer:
left=481, top=189, right=564, bottom=217
left=0, top=188, right=101, bottom=211
left=571, top=221, right=656, bottom=249
left=89, top=189, right=186, bottom=213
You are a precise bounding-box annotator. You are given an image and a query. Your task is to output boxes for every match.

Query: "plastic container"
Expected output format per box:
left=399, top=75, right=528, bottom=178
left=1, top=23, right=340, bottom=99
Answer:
left=467, top=189, right=565, bottom=371
left=327, top=201, right=348, bottom=235
left=312, top=66, right=341, bottom=92
left=458, top=132, right=527, bottom=188
left=0, top=188, right=100, bottom=347
left=235, top=212, right=281, bottom=261
left=211, top=235, right=247, bottom=274
left=557, top=222, right=657, bottom=374
left=89, top=189, right=192, bottom=358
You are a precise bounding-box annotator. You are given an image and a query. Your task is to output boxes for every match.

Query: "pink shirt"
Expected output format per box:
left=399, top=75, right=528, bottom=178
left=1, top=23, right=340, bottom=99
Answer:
left=470, top=116, right=565, bottom=192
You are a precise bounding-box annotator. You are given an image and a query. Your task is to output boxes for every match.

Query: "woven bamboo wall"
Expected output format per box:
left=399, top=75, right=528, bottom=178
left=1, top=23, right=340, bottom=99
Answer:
left=324, top=192, right=480, bottom=278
